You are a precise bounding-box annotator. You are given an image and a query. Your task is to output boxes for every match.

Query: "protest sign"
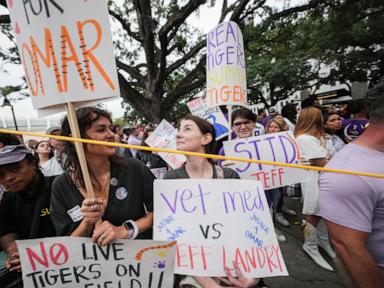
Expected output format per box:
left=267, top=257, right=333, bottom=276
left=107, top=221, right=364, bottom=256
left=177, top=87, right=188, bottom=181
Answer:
left=151, top=167, right=169, bottom=179
left=223, top=131, right=309, bottom=189
left=248, top=104, right=259, bottom=115
left=154, top=179, right=288, bottom=278
left=16, top=237, right=176, bottom=288
left=206, top=21, right=247, bottom=107
left=145, top=120, right=186, bottom=169
left=7, top=0, right=119, bottom=116
left=187, top=98, right=228, bottom=140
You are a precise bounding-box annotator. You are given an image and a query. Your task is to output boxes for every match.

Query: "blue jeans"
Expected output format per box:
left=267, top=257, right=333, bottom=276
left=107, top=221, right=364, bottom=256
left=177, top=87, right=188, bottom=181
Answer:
left=266, top=188, right=282, bottom=222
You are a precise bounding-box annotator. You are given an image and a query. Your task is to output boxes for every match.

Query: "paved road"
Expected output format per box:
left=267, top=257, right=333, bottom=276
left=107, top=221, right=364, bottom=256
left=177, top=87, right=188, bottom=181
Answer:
left=264, top=198, right=345, bottom=288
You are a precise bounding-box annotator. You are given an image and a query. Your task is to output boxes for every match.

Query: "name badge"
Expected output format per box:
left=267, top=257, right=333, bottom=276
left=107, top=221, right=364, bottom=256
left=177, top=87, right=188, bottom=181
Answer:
left=67, top=205, right=83, bottom=222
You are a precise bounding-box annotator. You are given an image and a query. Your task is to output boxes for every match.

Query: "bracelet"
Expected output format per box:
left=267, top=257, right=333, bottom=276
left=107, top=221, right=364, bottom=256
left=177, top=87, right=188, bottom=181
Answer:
left=123, top=220, right=139, bottom=239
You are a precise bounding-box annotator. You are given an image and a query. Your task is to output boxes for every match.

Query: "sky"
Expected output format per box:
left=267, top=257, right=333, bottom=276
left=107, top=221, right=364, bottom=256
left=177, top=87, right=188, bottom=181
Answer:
left=0, top=0, right=304, bottom=124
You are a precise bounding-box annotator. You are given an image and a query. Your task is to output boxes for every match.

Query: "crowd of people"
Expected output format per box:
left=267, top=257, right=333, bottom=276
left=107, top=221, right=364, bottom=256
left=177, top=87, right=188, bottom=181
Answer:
left=0, top=80, right=383, bottom=288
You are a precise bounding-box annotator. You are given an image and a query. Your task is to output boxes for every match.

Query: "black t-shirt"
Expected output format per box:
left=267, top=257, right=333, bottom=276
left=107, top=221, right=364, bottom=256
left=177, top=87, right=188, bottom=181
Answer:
left=0, top=174, right=56, bottom=239
left=163, top=163, right=240, bottom=179
left=50, top=158, right=154, bottom=239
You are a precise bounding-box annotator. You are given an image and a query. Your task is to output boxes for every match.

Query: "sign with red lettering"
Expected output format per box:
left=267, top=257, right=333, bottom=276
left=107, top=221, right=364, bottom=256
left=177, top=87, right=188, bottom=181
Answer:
left=16, top=237, right=176, bottom=288
left=145, top=120, right=186, bottom=169
left=187, top=97, right=229, bottom=140
left=154, top=179, right=288, bottom=277
left=206, top=21, right=247, bottom=107
left=223, top=131, right=309, bottom=189
left=7, top=0, right=119, bottom=115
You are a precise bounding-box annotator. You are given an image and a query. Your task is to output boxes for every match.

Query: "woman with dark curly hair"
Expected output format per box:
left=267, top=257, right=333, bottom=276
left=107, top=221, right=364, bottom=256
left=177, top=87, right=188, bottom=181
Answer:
left=50, top=107, right=154, bottom=244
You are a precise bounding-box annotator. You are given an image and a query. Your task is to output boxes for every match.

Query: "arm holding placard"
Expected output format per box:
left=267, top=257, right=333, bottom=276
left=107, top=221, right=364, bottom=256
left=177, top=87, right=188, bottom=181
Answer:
left=70, top=198, right=105, bottom=237
left=192, top=262, right=260, bottom=288
left=91, top=162, right=154, bottom=245
left=91, top=212, right=153, bottom=246
left=0, top=233, right=21, bottom=272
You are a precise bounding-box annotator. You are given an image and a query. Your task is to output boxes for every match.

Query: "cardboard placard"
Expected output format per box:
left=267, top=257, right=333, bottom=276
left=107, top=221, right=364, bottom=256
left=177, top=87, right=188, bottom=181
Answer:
left=223, top=131, right=309, bottom=189
left=7, top=0, right=119, bottom=116
left=16, top=237, right=176, bottom=288
left=154, top=179, right=288, bottom=278
left=206, top=21, right=247, bottom=107
left=151, top=167, right=169, bottom=179
left=145, top=120, right=186, bottom=169
left=187, top=98, right=228, bottom=140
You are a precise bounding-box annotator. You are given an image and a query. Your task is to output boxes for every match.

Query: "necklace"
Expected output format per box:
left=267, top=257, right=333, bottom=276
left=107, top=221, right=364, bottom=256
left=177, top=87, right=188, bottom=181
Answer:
left=73, top=164, right=111, bottom=203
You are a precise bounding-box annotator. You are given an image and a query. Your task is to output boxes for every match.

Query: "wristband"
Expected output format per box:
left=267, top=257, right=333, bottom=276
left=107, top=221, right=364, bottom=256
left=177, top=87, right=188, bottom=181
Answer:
left=123, top=220, right=139, bottom=239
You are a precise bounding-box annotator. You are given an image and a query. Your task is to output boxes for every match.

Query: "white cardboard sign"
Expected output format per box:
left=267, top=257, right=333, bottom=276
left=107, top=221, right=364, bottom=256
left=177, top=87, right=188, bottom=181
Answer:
left=206, top=21, right=247, bottom=107
left=223, top=131, right=309, bottom=189
left=16, top=237, right=176, bottom=288
left=187, top=98, right=229, bottom=140
left=145, top=120, right=186, bottom=169
left=154, top=179, right=288, bottom=278
left=7, top=0, right=120, bottom=115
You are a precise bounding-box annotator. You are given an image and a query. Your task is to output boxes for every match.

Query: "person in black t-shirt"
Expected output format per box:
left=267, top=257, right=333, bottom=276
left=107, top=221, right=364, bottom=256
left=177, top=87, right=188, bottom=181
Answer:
left=50, top=107, right=154, bottom=245
left=0, top=145, right=56, bottom=287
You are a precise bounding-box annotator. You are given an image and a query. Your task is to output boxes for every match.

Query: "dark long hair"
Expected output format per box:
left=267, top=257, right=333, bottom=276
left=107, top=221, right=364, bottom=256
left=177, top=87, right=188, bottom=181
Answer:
left=61, top=106, right=126, bottom=189
left=34, top=140, right=54, bottom=164
left=177, top=114, right=216, bottom=163
left=281, top=103, right=297, bottom=124
left=231, top=107, right=257, bottom=125
left=0, top=133, right=21, bottom=147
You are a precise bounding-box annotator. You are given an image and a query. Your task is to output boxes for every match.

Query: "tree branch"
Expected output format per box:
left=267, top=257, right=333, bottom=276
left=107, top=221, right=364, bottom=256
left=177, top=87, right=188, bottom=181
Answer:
left=159, top=0, right=206, bottom=39
left=108, top=9, right=141, bottom=42
left=165, top=40, right=205, bottom=76
left=118, top=72, right=146, bottom=108
left=156, top=0, right=206, bottom=93
left=0, top=14, right=10, bottom=24
left=116, top=59, right=145, bottom=83
left=162, top=57, right=205, bottom=110
left=133, top=0, right=157, bottom=82
left=230, top=0, right=252, bottom=23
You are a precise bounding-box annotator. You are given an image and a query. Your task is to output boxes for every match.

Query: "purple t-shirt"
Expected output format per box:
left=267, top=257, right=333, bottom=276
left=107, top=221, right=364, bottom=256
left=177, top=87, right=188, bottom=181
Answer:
left=342, top=119, right=369, bottom=142
left=319, top=144, right=384, bottom=267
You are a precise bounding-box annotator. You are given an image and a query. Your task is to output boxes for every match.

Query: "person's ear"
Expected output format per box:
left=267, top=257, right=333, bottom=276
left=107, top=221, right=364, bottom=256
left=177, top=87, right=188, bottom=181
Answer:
left=201, top=133, right=213, bottom=147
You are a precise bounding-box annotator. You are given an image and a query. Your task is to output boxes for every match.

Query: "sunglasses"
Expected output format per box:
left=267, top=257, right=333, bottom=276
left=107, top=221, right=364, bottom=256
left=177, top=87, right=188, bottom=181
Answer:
left=233, top=120, right=253, bottom=128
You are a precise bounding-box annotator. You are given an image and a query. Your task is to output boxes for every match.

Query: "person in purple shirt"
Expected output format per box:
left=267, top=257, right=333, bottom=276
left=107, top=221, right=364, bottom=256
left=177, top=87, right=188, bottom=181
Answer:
left=319, top=80, right=384, bottom=288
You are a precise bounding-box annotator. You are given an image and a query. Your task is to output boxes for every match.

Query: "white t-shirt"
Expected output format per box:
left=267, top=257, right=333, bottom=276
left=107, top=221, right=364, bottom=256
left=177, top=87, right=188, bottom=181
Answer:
left=325, top=134, right=345, bottom=158
left=284, top=117, right=295, bottom=133
left=253, top=123, right=265, bottom=136
left=296, top=134, right=327, bottom=215
left=40, top=157, right=64, bottom=177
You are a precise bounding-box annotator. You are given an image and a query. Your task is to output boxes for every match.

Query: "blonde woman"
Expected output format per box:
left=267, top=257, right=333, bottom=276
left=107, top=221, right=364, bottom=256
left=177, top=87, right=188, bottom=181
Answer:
left=295, top=107, right=336, bottom=271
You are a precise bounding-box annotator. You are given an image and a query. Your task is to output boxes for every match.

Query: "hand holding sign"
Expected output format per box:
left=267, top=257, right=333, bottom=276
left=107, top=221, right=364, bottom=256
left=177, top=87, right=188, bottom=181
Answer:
left=80, top=198, right=105, bottom=224
left=6, top=251, right=21, bottom=273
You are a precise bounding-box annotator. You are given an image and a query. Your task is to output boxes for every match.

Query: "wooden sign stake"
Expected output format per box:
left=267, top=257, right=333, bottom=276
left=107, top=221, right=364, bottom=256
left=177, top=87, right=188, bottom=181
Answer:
left=65, top=102, right=95, bottom=198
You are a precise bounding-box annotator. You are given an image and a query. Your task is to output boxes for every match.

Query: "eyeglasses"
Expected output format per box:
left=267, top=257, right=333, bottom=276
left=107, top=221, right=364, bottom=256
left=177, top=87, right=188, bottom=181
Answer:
left=233, top=120, right=253, bottom=128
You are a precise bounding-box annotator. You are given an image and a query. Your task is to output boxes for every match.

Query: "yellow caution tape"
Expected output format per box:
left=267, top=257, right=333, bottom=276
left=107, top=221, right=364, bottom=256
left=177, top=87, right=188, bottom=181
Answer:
left=1, top=128, right=384, bottom=179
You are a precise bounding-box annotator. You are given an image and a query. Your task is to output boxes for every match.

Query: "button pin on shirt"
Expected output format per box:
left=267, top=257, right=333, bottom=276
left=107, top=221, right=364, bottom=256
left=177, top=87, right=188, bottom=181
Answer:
left=115, top=187, right=128, bottom=200
left=110, top=177, right=118, bottom=187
